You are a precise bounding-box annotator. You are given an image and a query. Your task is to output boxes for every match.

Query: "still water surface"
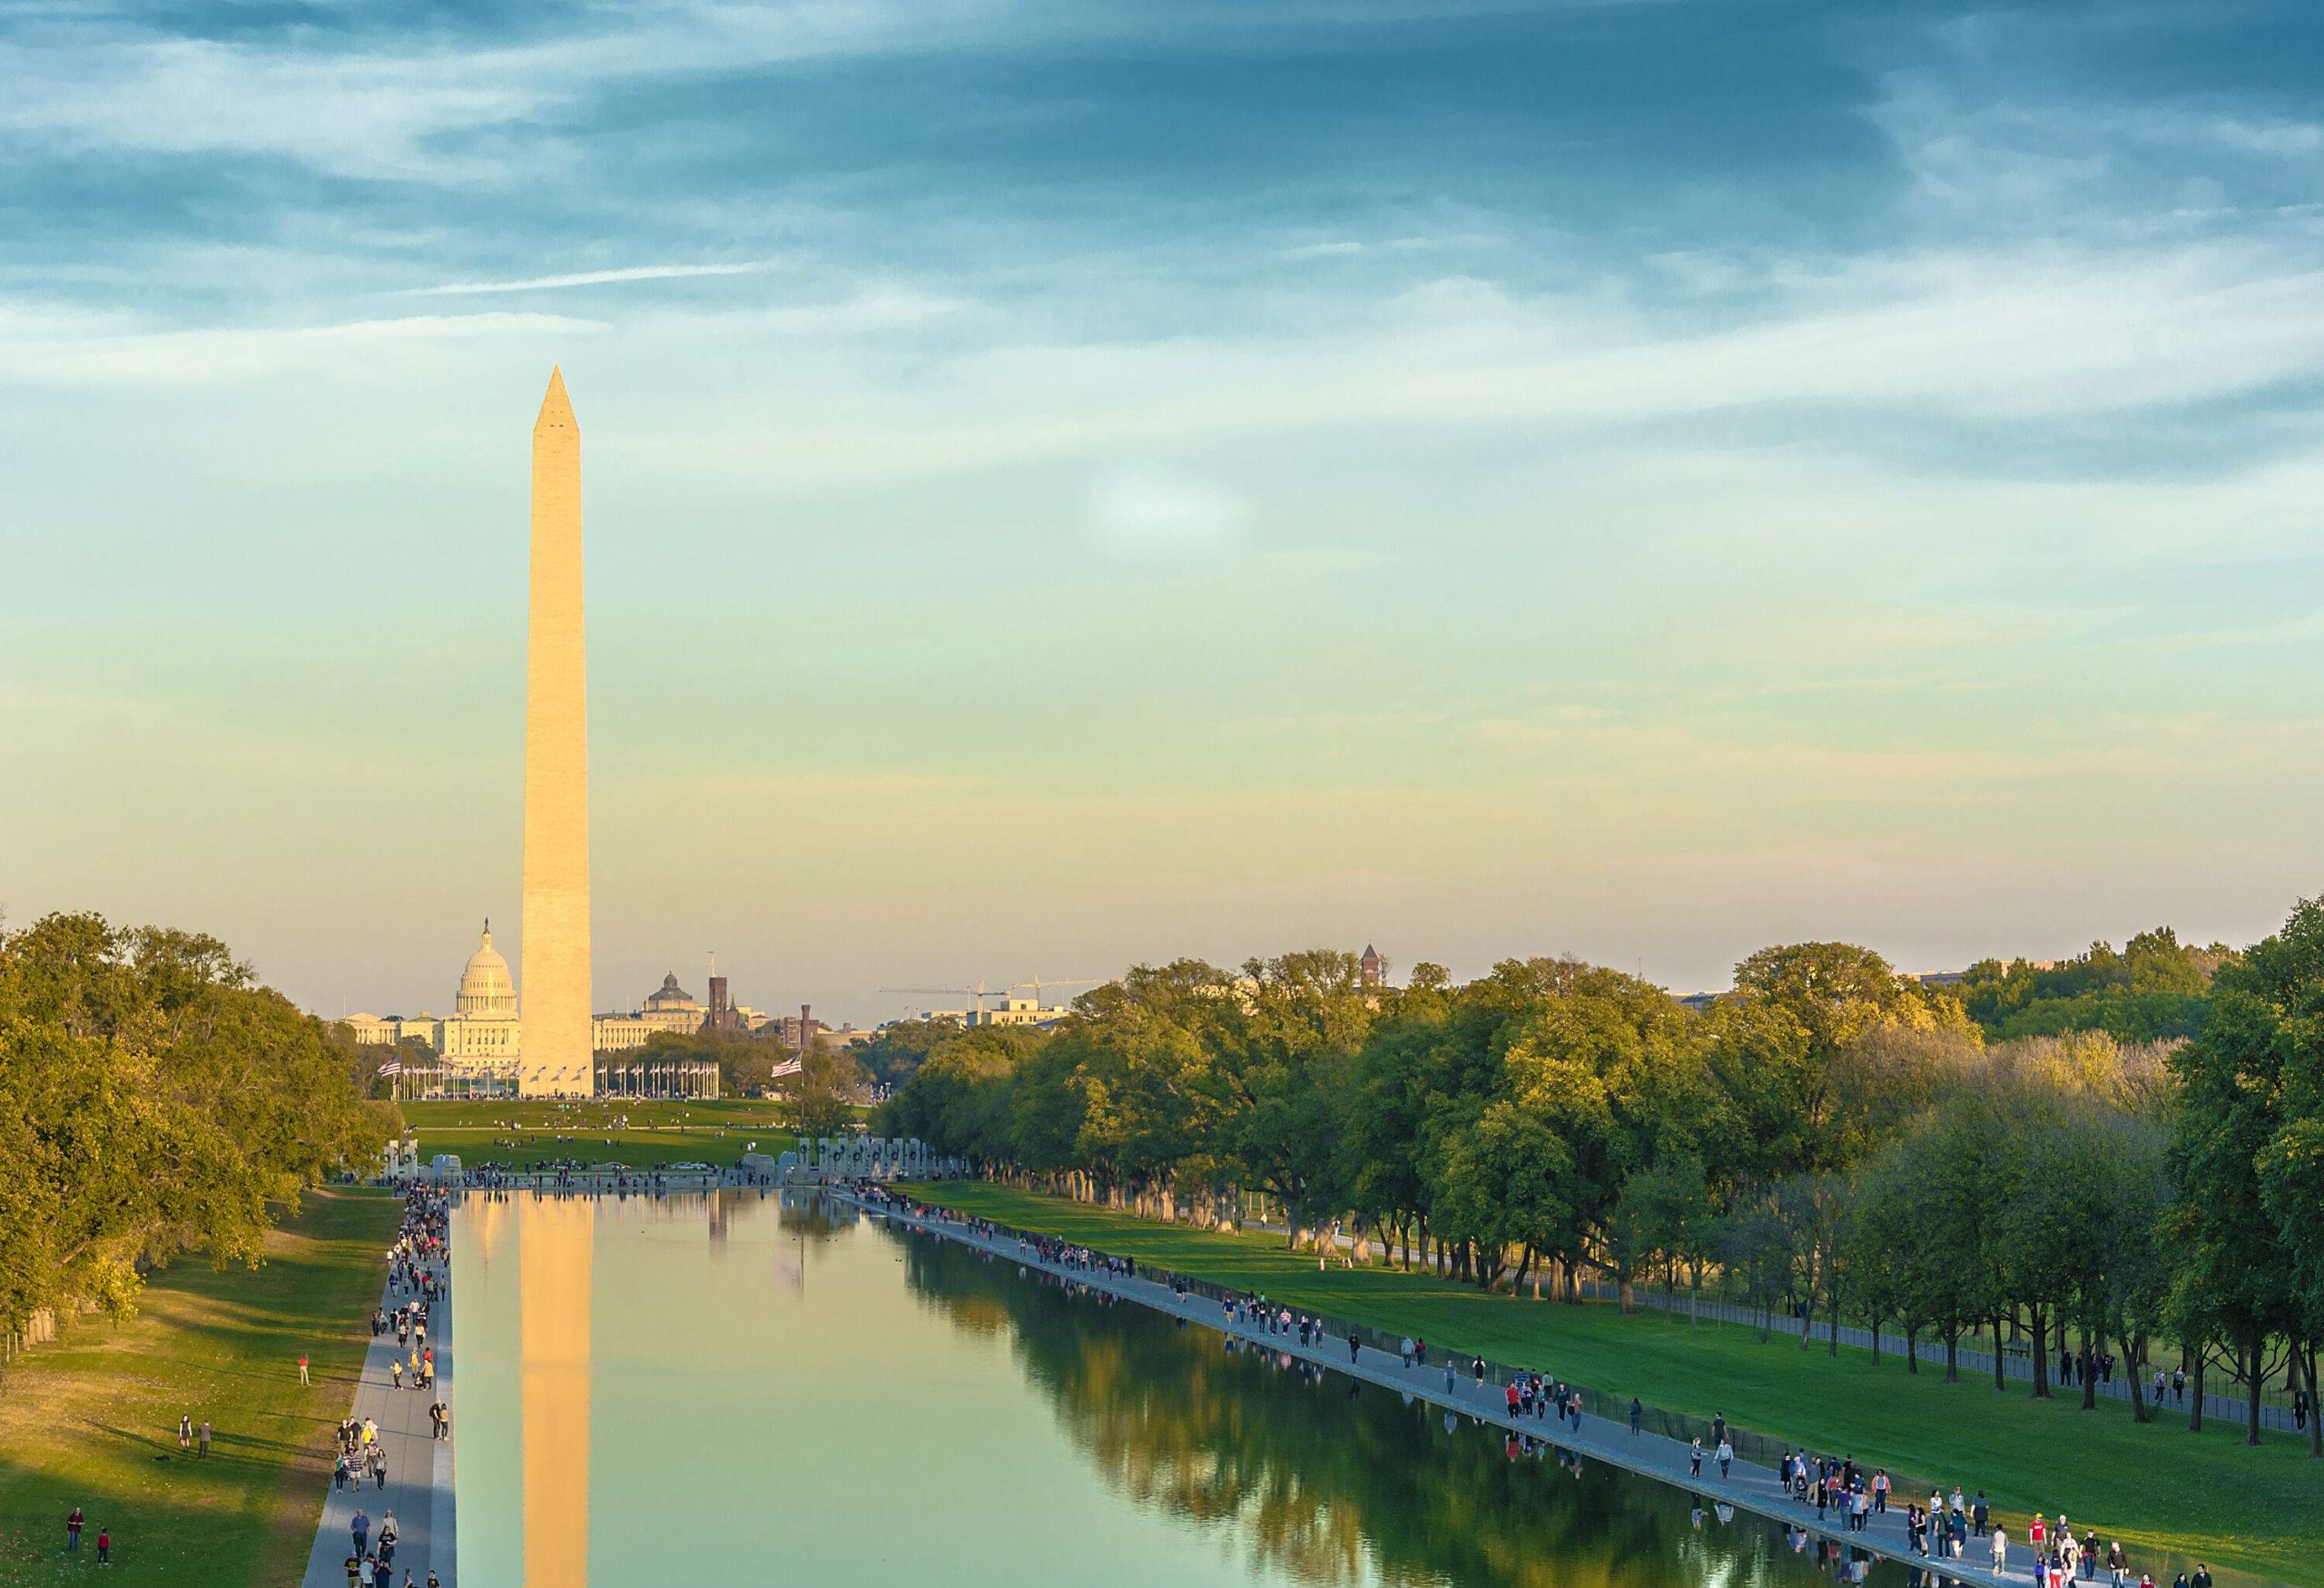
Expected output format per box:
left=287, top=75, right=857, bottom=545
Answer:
left=453, top=1190, right=1914, bottom=1588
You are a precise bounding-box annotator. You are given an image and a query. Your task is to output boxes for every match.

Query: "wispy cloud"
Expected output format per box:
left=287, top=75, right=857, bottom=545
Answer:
left=1088, top=470, right=1249, bottom=558
left=399, top=263, right=773, bottom=297
left=0, top=311, right=603, bottom=384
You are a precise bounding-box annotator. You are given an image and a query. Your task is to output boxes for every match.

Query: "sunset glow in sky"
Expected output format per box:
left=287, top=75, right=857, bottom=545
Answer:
left=5, top=2, right=2321, bottom=1021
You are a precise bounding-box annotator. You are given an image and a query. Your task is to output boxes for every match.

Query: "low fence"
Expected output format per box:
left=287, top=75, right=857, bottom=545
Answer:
left=1574, top=1279, right=2307, bottom=1435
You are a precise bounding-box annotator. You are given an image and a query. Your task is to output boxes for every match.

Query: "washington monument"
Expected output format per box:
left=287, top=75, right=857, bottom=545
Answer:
left=522, top=367, right=592, bottom=1096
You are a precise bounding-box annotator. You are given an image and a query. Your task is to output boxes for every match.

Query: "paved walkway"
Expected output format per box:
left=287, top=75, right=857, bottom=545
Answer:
left=299, top=1261, right=457, bottom=1588
left=856, top=1194, right=2112, bottom=1588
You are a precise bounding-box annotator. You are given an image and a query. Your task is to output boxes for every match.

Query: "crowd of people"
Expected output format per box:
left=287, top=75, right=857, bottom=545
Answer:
left=337, top=1187, right=452, bottom=1588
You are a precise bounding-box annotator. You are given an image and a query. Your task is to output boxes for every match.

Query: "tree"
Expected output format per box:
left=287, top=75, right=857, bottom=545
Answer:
left=855, top=1019, right=957, bottom=1090
left=2166, top=948, right=2301, bottom=1445
left=0, top=912, right=394, bottom=1348
left=783, top=1038, right=864, bottom=1144
left=2244, top=898, right=2324, bottom=1456
left=1730, top=942, right=1971, bottom=1174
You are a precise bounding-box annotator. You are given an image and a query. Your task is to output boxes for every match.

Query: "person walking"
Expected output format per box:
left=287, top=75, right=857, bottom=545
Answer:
left=1716, top=1437, right=1733, bottom=1479
left=353, top=1506, right=370, bottom=1558
left=345, top=1551, right=363, bottom=1588
left=178, top=1414, right=192, bottom=1453
left=198, top=1418, right=211, bottom=1459
left=1689, top=1437, right=1703, bottom=1477
left=390, top=1356, right=403, bottom=1390
left=95, top=1527, right=111, bottom=1566
left=1991, top=1525, right=2009, bottom=1575
left=1629, top=1396, right=1643, bottom=1435
left=300, top=1352, right=311, bottom=1386
left=67, top=1506, right=84, bottom=1553
left=1400, top=1336, right=1414, bottom=1367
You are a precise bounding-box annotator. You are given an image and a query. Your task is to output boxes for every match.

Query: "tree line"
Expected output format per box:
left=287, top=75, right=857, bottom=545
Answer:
left=883, top=903, right=2324, bottom=1453
left=0, top=912, right=397, bottom=1346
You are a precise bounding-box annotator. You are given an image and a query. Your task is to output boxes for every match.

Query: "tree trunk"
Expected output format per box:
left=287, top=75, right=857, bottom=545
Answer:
left=2031, top=1305, right=2050, bottom=1398
left=2082, top=1325, right=2098, bottom=1411
left=2309, top=1340, right=2321, bottom=1459
left=1994, top=1314, right=2007, bottom=1391
left=1944, top=1324, right=1958, bottom=1383
left=2190, top=1344, right=2206, bottom=1433
left=2248, top=1339, right=2265, bottom=1446
left=1689, top=1262, right=1702, bottom=1327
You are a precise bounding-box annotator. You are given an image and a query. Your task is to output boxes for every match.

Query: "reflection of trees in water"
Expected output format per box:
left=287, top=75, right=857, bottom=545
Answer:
left=775, top=1191, right=854, bottom=1241
left=893, top=1229, right=1829, bottom=1588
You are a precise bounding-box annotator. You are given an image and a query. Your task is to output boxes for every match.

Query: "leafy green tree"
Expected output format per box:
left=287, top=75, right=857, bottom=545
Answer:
left=0, top=912, right=394, bottom=1346
left=783, top=1037, right=865, bottom=1144
left=1728, top=942, right=1968, bottom=1176
left=2244, top=898, right=2324, bottom=1455
left=2166, top=930, right=2304, bottom=1445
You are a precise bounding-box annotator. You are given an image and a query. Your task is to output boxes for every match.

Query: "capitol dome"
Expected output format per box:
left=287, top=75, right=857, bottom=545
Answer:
left=457, top=922, right=518, bottom=1019
left=644, top=972, right=698, bottom=1012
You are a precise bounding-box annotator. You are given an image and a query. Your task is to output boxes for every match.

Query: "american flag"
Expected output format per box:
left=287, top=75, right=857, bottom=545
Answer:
left=768, top=1058, right=803, bottom=1079
left=376, top=1059, right=403, bottom=1077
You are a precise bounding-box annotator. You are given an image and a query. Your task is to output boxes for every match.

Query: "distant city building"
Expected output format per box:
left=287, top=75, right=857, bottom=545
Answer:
left=1359, top=944, right=1385, bottom=990
left=921, top=995, right=1071, bottom=1029
left=763, top=1003, right=864, bottom=1050
left=343, top=925, right=720, bottom=1098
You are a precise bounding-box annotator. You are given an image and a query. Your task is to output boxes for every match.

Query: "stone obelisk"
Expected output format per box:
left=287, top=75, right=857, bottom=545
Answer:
left=521, top=368, right=592, bottom=1097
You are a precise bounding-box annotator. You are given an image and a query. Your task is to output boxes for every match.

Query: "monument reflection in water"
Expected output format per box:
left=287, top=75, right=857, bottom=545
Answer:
left=453, top=1190, right=1914, bottom=1588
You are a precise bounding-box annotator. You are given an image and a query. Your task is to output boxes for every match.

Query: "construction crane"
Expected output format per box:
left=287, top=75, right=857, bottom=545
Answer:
left=1009, top=975, right=1103, bottom=1004
left=879, top=981, right=1000, bottom=1020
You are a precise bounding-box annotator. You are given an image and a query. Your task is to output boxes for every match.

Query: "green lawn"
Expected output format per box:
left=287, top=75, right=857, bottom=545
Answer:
left=401, top=1098, right=792, bottom=1131
left=901, top=1181, right=2321, bottom=1587
left=0, top=1188, right=400, bottom=1585
left=399, top=1097, right=884, bottom=1170
left=403, top=1098, right=793, bottom=1169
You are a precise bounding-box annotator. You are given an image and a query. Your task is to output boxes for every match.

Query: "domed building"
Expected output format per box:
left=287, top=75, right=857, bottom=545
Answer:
left=438, top=922, right=519, bottom=1062
left=457, top=926, right=518, bottom=1018
left=343, top=923, right=722, bottom=1100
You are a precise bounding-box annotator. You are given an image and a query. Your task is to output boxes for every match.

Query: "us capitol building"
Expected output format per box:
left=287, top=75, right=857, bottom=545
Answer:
left=343, top=923, right=741, bottom=1098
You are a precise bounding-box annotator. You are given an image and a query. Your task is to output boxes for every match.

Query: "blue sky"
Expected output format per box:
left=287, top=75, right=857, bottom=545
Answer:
left=3, top=0, right=2321, bottom=1021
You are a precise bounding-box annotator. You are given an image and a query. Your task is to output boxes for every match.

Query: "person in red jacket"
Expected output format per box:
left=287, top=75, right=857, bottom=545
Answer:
left=95, top=1526, right=112, bottom=1564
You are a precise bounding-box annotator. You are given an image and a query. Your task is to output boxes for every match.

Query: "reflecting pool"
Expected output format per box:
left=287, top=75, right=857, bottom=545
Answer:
left=453, top=1190, right=1915, bottom=1588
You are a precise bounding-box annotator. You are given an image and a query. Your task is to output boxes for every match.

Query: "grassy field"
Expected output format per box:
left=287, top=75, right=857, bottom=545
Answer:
left=901, top=1181, right=2321, bottom=1586
left=402, top=1098, right=795, bottom=1169
left=0, top=1188, right=399, bottom=1585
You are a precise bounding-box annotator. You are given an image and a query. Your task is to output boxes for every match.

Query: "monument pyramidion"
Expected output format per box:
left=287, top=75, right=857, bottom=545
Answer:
left=522, top=368, right=593, bottom=1096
